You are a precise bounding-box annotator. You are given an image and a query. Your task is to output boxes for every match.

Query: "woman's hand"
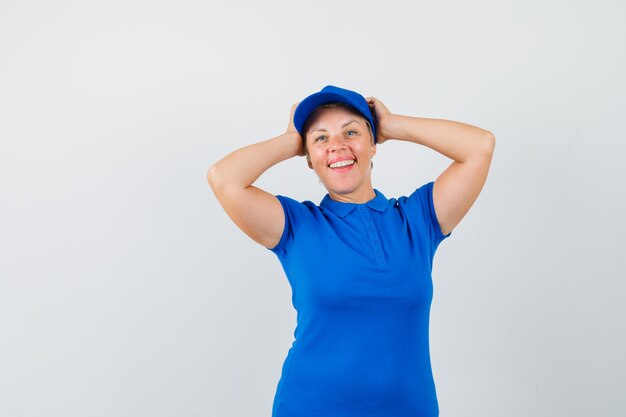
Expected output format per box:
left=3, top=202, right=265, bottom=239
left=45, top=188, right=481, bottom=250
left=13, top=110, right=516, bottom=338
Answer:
left=365, top=96, right=393, bottom=144
left=286, top=102, right=305, bottom=156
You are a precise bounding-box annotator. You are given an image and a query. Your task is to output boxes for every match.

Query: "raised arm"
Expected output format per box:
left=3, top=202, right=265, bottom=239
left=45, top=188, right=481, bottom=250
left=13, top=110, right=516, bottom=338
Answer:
left=367, top=97, right=496, bottom=236
left=207, top=103, right=304, bottom=248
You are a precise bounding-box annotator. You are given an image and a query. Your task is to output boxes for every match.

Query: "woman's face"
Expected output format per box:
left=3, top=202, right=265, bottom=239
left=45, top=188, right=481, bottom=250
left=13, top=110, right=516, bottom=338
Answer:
left=305, top=106, right=376, bottom=202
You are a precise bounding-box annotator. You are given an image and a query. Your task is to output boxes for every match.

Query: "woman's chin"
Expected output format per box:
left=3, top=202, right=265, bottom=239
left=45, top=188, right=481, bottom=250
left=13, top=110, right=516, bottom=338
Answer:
left=318, top=171, right=372, bottom=199
left=321, top=181, right=356, bottom=195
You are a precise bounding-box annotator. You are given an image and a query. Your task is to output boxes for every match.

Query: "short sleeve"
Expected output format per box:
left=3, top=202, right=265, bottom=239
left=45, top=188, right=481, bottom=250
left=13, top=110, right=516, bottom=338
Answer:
left=406, top=181, right=451, bottom=249
left=267, top=195, right=311, bottom=257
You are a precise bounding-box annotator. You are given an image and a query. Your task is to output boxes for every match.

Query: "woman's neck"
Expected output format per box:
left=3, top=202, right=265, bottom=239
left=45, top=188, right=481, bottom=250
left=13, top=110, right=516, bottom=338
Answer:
left=327, top=187, right=376, bottom=204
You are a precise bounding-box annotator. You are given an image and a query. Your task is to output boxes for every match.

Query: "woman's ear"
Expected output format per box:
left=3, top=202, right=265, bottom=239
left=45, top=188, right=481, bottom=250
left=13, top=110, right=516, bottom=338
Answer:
left=371, top=144, right=377, bottom=157
left=306, top=155, right=313, bottom=169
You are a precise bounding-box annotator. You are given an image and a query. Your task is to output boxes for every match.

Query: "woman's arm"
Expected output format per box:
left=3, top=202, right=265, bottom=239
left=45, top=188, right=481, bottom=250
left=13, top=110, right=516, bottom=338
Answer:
left=207, top=104, right=303, bottom=248
left=367, top=97, right=496, bottom=236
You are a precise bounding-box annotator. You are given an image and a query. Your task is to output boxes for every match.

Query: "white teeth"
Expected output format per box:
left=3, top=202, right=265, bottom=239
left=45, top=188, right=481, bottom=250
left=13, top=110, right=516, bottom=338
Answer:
left=329, top=159, right=355, bottom=168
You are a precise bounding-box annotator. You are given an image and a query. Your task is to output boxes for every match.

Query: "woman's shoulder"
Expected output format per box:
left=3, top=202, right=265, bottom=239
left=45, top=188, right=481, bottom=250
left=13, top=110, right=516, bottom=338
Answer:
left=381, top=182, right=434, bottom=205
left=275, top=194, right=319, bottom=207
left=274, top=194, right=323, bottom=217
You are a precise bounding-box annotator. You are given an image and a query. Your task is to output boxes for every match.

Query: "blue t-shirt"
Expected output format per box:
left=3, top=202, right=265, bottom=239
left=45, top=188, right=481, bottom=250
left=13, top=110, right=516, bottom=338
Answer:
left=268, top=181, right=451, bottom=417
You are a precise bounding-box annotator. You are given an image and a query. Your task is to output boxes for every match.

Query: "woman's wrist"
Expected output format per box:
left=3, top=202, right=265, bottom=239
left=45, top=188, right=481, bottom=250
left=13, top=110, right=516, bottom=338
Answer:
left=279, top=130, right=305, bottom=157
left=377, top=113, right=403, bottom=142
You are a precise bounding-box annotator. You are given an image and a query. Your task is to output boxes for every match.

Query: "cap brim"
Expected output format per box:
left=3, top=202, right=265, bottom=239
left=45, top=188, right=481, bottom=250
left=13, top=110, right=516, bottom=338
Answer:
left=294, top=91, right=356, bottom=134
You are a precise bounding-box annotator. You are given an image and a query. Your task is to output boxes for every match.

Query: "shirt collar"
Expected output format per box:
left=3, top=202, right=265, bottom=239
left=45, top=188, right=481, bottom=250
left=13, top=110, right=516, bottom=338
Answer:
left=320, top=189, right=389, bottom=218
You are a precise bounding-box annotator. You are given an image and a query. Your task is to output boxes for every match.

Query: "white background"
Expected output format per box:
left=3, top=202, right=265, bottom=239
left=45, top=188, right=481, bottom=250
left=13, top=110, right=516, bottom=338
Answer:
left=1, top=1, right=625, bottom=416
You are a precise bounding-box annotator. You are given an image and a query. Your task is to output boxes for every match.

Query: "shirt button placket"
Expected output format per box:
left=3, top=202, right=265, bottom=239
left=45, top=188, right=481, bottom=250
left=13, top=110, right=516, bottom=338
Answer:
left=359, top=205, right=387, bottom=267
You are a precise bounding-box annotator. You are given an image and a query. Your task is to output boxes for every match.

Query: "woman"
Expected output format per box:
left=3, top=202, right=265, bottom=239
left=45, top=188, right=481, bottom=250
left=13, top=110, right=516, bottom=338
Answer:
left=207, top=85, right=495, bottom=417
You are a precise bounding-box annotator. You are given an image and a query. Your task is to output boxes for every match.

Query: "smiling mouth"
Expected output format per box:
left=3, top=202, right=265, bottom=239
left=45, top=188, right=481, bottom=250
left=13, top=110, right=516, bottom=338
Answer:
left=328, top=159, right=356, bottom=169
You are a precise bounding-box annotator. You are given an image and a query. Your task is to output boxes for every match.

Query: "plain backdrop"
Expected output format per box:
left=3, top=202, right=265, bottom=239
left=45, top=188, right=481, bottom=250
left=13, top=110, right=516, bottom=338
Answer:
left=1, top=1, right=625, bottom=416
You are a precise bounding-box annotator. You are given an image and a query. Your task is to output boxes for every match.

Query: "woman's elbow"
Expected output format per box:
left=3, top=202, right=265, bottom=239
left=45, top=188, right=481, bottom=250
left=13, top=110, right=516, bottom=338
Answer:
left=206, top=163, right=223, bottom=190
left=482, top=132, right=496, bottom=155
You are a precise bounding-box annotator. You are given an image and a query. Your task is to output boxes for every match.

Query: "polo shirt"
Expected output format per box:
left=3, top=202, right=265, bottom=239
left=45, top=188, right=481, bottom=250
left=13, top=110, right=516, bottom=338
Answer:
left=268, top=181, right=451, bottom=417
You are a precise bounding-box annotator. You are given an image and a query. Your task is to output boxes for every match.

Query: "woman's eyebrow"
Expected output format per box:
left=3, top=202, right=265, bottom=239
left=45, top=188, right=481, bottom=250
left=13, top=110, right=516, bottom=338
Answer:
left=310, top=120, right=359, bottom=133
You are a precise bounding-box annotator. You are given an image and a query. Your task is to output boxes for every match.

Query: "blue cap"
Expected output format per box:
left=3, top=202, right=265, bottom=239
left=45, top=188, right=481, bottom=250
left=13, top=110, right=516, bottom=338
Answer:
left=294, top=85, right=377, bottom=143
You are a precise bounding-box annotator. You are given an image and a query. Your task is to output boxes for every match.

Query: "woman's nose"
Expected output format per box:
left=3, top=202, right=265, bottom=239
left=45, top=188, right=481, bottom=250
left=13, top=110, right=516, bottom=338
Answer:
left=327, top=135, right=347, bottom=151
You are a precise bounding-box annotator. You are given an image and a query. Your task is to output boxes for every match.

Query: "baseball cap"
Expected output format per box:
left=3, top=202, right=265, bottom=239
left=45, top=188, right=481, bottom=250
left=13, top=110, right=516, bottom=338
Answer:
left=294, top=85, right=377, bottom=143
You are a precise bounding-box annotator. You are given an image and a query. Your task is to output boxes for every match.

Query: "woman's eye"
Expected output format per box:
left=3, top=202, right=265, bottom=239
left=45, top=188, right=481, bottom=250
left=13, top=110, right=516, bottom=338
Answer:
left=347, top=130, right=357, bottom=136
left=315, top=135, right=326, bottom=142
